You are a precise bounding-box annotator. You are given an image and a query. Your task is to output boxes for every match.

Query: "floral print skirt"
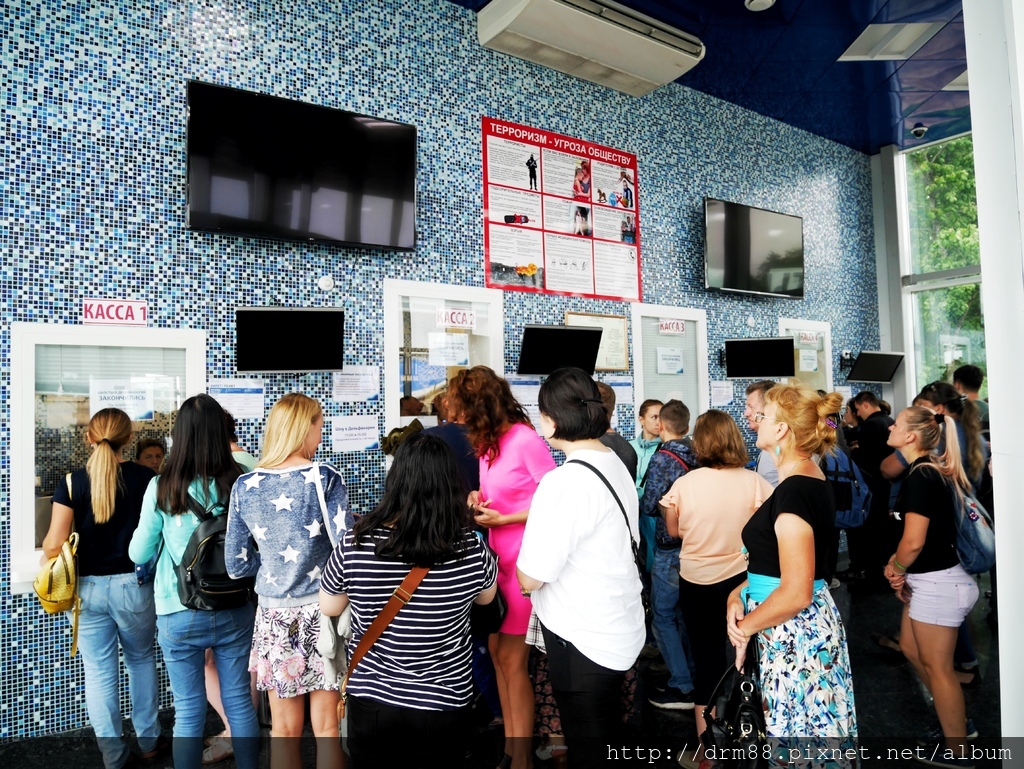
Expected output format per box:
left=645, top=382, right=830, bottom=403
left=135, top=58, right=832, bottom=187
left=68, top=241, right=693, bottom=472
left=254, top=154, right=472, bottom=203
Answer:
left=249, top=602, right=339, bottom=698
left=747, top=587, right=858, bottom=768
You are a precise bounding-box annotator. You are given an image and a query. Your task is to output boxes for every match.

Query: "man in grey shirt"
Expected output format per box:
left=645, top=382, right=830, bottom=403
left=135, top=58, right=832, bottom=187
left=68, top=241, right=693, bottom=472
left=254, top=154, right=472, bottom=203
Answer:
left=743, top=380, right=779, bottom=488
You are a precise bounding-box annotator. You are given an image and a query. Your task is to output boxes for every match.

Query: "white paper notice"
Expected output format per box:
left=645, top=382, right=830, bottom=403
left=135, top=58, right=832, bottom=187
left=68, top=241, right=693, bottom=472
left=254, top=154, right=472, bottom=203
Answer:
left=90, top=378, right=155, bottom=420
left=208, top=379, right=266, bottom=419
left=506, top=374, right=543, bottom=407
left=330, top=415, right=380, bottom=453
left=799, top=349, right=819, bottom=372
left=331, top=366, right=380, bottom=403
left=605, top=375, right=634, bottom=406
left=711, top=381, right=734, bottom=407
left=834, top=385, right=853, bottom=402
left=656, top=348, right=684, bottom=375
left=427, top=333, right=470, bottom=367
left=592, top=241, right=639, bottom=300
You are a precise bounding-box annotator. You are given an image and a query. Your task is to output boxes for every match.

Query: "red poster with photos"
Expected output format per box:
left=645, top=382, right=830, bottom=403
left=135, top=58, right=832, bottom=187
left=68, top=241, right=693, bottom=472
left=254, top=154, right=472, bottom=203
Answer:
left=482, top=117, right=641, bottom=301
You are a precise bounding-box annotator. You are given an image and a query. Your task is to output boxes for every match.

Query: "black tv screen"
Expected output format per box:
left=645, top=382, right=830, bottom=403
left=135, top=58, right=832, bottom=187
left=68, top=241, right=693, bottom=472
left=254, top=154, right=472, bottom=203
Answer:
left=846, top=351, right=904, bottom=383
left=705, top=198, right=804, bottom=298
left=236, top=308, right=345, bottom=373
left=187, top=81, right=417, bottom=249
left=517, top=325, right=603, bottom=376
left=724, top=337, right=795, bottom=379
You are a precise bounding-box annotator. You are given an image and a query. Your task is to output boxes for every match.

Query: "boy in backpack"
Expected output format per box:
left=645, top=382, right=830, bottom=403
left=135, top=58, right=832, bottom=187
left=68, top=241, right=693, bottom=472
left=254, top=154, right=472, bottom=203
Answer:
left=639, top=400, right=698, bottom=710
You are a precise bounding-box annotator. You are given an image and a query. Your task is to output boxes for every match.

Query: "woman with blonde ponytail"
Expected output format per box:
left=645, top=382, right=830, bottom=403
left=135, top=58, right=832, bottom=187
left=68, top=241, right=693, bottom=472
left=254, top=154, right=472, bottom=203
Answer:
left=883, top=406, right=979, bottom=758
left=725, top=384, right=858, bottom=762
left=42, top=408, right=165, bottom=769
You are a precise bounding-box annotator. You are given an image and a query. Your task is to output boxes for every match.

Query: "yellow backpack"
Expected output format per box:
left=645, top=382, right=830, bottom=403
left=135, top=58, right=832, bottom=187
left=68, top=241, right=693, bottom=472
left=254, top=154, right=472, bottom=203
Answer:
left=33, top=473, right=81, bottom=655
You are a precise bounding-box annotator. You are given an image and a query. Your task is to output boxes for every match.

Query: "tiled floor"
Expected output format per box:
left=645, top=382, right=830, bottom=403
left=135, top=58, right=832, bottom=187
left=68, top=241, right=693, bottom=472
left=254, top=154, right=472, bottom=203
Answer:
left=0, top=575, right=1000, bottom=768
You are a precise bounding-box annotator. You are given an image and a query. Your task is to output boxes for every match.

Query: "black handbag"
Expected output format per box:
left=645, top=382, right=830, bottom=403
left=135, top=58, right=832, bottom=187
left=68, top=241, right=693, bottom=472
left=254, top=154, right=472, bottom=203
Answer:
left=470, top=583, right=507, bottom=636
left=701, top=639, right=768, bottom=768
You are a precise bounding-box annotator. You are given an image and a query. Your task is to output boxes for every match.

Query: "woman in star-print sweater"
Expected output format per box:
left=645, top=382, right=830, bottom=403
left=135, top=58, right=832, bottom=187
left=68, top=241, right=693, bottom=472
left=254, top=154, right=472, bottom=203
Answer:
left=225, top=393, right=350, bottom=769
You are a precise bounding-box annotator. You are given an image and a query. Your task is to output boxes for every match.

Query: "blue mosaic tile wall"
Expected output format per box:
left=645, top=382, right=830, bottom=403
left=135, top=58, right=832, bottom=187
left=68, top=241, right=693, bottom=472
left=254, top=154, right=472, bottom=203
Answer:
left=0, top=0, right=879, bottom=740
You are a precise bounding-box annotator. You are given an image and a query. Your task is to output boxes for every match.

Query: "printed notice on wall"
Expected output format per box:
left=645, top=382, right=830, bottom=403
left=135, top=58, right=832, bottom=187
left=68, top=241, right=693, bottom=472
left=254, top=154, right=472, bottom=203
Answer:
left=711, top=381, right=734, bottom=407
left=90, top=378, right=155, bottom=420
left=208, top=378, right=265, bottom=419
left=331, top=366, right=380, bottom=403
left=330, top=415, right=380, bottom=453
left=799, top=349, right=819, bottom=372
left=482, top=117, right=641, bottom=302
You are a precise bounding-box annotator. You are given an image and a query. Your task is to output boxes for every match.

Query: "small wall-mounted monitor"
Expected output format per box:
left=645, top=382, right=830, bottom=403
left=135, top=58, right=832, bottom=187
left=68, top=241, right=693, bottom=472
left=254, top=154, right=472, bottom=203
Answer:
left=517, top=325, right=603, bottom=376
left=236, top=308, right=345, bottom=373
left=846, top=351, right=904, bottom=383
left=724, top=337, right=796, bottom=379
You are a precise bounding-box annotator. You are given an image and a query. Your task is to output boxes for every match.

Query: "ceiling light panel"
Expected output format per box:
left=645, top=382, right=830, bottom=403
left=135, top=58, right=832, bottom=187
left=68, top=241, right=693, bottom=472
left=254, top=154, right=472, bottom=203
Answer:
left=839, top=22, right=945, bottom=61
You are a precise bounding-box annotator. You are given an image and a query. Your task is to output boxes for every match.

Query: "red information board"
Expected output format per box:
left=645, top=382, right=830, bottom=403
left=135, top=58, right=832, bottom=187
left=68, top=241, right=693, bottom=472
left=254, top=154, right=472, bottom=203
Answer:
left=482, top=117, right=642, bottom=302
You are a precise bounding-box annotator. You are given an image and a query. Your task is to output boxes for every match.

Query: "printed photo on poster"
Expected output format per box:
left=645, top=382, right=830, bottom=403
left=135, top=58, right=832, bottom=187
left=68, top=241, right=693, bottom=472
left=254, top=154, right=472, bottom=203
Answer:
left=483, top=117, right=641, bottom=301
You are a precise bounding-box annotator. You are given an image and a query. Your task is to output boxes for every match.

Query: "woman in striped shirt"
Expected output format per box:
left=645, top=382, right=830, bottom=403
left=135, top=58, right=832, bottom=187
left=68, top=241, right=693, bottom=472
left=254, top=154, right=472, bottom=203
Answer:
left=319, top=432, right=498, bottom=769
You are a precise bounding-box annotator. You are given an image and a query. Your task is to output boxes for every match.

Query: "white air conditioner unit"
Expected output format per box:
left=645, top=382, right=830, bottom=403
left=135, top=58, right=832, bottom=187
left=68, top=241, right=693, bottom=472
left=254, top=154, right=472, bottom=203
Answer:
left=477, top=0, right=705, bottom=97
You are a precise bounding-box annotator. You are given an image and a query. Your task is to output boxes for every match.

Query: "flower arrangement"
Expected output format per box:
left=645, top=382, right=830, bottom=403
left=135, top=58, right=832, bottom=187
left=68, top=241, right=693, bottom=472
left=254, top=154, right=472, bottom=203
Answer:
left=515, top=263, right=538, bottom=277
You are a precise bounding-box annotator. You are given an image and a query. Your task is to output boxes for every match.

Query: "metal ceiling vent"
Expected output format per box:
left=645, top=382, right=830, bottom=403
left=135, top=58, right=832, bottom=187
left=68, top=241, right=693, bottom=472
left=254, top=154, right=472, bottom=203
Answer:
left=477, top=0, right=705, bottom=97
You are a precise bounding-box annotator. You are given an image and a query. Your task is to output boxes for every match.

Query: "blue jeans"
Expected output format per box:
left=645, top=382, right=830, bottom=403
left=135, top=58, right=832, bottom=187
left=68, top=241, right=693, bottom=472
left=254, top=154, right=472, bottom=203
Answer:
left=157, top=606, right=259, bottom=769
left=651, top=547, right=694, bottom=692
left=76, top=573, right=161, bottom=769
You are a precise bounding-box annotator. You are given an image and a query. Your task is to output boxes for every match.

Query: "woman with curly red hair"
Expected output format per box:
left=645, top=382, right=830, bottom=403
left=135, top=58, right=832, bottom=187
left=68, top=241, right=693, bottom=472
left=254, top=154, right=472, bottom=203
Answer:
left=448, top=366, right=556, bottom=769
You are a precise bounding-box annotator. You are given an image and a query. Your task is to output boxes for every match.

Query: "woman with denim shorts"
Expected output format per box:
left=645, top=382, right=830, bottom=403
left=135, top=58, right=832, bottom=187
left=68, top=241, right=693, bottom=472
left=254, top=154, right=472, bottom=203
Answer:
left=884, top=406, right=979, bottom=767
left=129, top=394, right=259, bottom=769
left=42, top=408, right=164, bottom=769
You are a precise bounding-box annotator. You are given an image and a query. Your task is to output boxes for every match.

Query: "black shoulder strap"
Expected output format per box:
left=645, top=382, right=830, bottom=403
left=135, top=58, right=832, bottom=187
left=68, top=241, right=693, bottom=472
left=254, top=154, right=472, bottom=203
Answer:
left=569, top=459, right=641, bottom=568
left=184, top=494, right=217, bottom=522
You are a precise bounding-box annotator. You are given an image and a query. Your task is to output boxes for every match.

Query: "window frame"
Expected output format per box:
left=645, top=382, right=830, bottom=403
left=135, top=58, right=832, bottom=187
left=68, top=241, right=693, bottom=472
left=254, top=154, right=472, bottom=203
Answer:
left=9, top=323, right=207, bottom=595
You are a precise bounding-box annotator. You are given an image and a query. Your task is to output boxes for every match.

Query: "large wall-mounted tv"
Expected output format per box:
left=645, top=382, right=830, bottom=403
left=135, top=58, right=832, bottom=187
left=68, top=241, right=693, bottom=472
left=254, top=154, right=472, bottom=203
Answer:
left=187, top=81, right=417, bottom=250
left=724, top=337, right=795, bottom=379
left=236, top=308, right=345, bottom=373
left=704, top=198, right=804, bottom=299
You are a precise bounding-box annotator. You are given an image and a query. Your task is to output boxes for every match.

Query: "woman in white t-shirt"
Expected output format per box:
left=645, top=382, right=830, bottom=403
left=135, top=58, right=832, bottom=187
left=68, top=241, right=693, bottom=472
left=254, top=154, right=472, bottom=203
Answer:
left=660, top=409, right=774, bottom=758
left=517, top=367, right=645, bottom=769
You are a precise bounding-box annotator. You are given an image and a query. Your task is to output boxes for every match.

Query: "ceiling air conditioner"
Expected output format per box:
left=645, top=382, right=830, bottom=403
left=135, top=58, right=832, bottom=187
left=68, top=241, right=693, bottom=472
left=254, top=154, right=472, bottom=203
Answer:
left=477, top=0, right=705, bottom=97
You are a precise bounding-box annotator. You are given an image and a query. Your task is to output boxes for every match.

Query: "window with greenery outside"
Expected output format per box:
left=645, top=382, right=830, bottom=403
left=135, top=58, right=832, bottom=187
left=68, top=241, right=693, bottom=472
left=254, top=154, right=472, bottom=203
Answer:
left=904, top=136, right=986, bottom=396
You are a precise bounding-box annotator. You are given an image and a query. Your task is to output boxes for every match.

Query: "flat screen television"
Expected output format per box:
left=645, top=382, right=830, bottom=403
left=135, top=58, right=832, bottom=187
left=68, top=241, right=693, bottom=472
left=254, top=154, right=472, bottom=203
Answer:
left=517, top=325, right=603, bottom=376
left=724, top=337, right=795, bottom=379
left=705, top=198, right=804, bottom=298
left=187, top=81, right=417, bottom=249
left=846, top=351, right=904, bottom=383
left=236, top=308, right=345, bottom=373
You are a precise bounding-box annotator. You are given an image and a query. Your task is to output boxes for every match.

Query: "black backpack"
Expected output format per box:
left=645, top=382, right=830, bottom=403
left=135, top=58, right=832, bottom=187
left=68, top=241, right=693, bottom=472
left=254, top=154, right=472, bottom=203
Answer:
left=175, top=496, right=255, bottom=611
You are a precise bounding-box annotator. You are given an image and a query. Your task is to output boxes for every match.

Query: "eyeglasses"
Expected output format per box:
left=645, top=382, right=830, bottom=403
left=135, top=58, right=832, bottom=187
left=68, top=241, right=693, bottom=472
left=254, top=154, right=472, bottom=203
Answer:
left=754, top=412, right=779, bottom=424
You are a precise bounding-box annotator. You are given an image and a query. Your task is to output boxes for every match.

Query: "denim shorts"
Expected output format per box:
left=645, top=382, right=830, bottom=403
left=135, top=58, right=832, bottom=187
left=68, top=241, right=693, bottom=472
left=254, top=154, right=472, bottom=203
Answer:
left=906, top=564, right=979, bottom=627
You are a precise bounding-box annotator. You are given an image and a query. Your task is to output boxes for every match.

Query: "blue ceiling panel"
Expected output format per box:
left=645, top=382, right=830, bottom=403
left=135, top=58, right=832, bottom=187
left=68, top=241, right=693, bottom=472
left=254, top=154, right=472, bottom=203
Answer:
left=743, top=59, right=834, bottom=93
left=766, top=24, right=861, bottom=63
left=444, top=0, right=971, bottom=153
left=913, top=23, right=966, bottom=60
left=869, top=0, right=962, bottom=24
left=814, top=60, right=901, bottom=92
left=893, top=59, right=967, bottom=91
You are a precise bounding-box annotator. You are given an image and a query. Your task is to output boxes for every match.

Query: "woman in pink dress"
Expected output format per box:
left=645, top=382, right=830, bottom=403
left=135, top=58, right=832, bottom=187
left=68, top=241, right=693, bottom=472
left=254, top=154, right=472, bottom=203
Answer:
left=449, top=367, right=556, bottom=769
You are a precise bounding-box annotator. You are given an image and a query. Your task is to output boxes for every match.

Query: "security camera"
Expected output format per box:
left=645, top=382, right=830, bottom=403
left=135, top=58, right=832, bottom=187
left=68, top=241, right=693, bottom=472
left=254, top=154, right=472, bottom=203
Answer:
left=911, top=123, right=928, bottom=139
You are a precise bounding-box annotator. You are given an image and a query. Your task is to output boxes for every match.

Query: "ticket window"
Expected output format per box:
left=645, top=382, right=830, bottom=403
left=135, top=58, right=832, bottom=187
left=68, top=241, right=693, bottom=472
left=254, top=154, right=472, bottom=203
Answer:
left=383, top=280, right=504, bottom=433
left=9, top=323, right=205, bottom=594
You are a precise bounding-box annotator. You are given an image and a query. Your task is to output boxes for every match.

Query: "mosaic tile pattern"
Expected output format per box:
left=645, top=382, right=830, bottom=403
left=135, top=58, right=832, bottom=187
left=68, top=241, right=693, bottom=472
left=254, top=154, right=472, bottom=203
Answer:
left=0, top=0, right=879, bottom=740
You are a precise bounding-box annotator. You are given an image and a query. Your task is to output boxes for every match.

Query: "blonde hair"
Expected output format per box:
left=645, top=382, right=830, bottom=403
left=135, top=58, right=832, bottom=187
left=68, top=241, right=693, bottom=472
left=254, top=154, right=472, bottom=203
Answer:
left=86, top=408, right=132, bottom=524
left=901, top=406, right=970, bottom=492
left=763, top=384, right=843, bottom=458
left=260, top=393, right=322, bottom=468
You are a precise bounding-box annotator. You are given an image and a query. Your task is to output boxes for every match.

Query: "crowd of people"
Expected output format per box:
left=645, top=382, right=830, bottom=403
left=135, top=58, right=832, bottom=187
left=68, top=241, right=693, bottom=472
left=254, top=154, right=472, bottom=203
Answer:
left=39, top=362, right=993, bottom=769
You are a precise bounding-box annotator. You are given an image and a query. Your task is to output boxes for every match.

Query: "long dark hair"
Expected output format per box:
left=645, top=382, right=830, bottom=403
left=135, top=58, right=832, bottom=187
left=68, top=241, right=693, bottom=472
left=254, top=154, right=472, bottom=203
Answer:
left=446, top=366, right=531, bottom=463
left=916, top=380, right=984, bottom=483
left=352, top=432, right=472, bottom=566
left=157, top=394, right=241, bottom=515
